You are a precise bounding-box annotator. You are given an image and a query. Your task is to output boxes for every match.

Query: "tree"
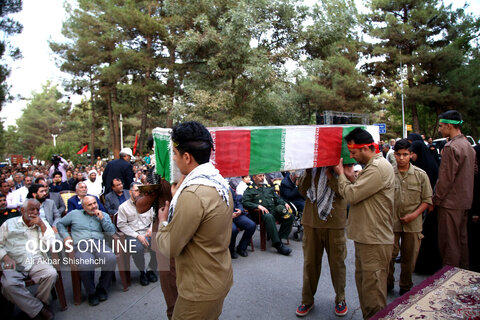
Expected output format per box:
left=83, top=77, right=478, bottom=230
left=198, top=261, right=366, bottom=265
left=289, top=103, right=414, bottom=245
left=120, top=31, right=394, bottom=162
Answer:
left=0, top=0, right=22, bottom=110
left=16, top=83, right=70, bottom=156
left=174, top=0, right=309, bottom=125
left=1, top=125, right=21, bottom=157
left=51, top=0, right=128, bottom=158
left=52, top=0, right=312, bottom=141
left=295, top=0, right=374, bottom=119
left=362, top=0, right=480, bottom=133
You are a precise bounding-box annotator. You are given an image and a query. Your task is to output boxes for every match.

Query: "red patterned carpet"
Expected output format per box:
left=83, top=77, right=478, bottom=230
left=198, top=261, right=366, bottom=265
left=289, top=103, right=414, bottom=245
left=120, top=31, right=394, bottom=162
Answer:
left=372, top=266, right=480, bottom=320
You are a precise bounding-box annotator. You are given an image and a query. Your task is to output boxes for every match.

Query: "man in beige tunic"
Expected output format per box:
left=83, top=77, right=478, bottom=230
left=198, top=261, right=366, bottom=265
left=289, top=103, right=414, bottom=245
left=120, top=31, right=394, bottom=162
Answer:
left=333, top=127, right=395, bottom=319
left=433, top=110, right=475, bottom=268
left=156, top=121, right=233, bottom=320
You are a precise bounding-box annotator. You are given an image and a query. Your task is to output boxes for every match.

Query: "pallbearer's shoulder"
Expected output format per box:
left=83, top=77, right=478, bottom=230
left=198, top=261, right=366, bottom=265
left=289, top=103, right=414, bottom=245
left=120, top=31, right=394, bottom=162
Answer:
left=371, top=155, right=386, bottom=167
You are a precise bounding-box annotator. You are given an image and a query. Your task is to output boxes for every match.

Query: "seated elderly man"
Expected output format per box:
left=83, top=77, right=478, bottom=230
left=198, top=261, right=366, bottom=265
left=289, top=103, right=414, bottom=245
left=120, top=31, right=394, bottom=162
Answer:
left=242, top=173, right=294, bottom=255
left=104, top=178, right=130, bottom=215
left=67, top=181, right=106, bottom=213
left=0, top=199, right=57, bottom=320
left=57, top=195, right=116, bottom=306
left=116, top=182, right=157, bottom=286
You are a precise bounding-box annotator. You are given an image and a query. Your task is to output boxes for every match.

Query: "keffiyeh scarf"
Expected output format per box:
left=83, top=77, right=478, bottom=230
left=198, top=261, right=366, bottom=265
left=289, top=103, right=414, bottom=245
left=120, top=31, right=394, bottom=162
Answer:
left=167, top=162, right=230, bottom=222
left=305, top=167, right=335, bottom=221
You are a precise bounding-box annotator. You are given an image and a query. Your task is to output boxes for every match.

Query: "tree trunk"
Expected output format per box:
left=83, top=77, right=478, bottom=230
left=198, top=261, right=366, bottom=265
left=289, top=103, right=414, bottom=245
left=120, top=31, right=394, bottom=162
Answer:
left=112, top=88, right=121, bottom=158
left=139, top=96, right=148, bottom=155
left=106, top=87, right=121, bottom=159
left=138, top=5, right=153, bottom=155
left=407, top=65, right=420, bottom=133
left=166, top=45, right=175, bottom=128
left=106, top=90, right=115, bottom=154
left=90, top=77, right=96, bottom=165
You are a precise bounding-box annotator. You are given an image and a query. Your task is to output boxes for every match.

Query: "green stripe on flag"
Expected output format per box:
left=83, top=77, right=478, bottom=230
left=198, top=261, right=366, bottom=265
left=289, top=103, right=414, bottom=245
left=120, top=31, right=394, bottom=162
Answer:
left=341, top=126, right=365, bottom=164
left=154, top=134, right=172, bottom=181
left=249, top=128, right=284, bottom=174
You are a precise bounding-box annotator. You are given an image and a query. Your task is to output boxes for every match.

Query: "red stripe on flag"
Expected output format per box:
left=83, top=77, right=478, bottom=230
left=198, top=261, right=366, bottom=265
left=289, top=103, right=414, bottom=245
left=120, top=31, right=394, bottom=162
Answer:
left=314, top=127, right=343, bottom=167
left=211, top=130, right=250, bottom=177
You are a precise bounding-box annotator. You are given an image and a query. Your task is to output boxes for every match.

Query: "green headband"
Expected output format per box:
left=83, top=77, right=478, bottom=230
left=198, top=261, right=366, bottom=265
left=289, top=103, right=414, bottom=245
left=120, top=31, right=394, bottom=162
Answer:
left=439, top=119, right=463, bottom=125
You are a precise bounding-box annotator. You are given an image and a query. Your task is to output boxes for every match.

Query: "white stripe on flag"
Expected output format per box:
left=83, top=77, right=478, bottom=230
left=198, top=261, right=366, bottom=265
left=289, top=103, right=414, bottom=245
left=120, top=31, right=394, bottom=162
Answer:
left=283, top=126, right=316, bottom=171
left=365, top=125, right=380, bottom=144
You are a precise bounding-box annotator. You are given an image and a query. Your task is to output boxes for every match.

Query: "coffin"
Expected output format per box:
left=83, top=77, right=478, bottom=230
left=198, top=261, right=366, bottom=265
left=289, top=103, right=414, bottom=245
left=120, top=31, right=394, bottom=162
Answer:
left=153, top=125, right=379, bottom=183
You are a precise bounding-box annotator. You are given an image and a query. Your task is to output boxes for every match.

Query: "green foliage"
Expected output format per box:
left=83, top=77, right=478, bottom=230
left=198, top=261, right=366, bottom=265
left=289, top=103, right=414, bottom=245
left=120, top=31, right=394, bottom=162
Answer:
left=295, top=0, right=374, bottom=117
left=40, top=0, right=479, bottom=149
left=1, top=125, right=22, bottom=156
left=0, top=0, right=23, bottom=110
left=16, top=83, right=70, bottom=155
left=362, top=0, right=480, bottom=133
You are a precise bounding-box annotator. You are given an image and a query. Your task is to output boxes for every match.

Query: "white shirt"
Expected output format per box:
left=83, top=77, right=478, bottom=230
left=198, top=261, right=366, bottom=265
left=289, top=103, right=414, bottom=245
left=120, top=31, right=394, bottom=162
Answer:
left=6, top=191, right=21, bottom=209
left=85, top=178, right=103, bottom=197
left=0, top=217, right=55, bottom=271
left=236, top=181, right=249, bottom=196
left=14, top=186, right=29, bottom=206
left=116, top=199, right=154, bottom=238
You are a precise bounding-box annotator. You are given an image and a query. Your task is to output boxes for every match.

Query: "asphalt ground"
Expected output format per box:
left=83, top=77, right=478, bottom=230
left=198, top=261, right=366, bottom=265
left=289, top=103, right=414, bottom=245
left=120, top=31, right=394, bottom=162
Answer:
left=8, top=229, right=430, bottom=320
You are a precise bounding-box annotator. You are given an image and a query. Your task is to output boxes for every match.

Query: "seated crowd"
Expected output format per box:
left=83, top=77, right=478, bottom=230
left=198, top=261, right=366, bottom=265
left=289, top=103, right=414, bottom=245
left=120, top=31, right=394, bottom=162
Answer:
left=0, top=156, right=308, bottom=319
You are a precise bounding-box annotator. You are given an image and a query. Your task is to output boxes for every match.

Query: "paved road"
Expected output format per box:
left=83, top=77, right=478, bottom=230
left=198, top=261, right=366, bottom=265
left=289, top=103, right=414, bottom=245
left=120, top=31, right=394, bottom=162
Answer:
left=25, top=230, right=429, bottom=320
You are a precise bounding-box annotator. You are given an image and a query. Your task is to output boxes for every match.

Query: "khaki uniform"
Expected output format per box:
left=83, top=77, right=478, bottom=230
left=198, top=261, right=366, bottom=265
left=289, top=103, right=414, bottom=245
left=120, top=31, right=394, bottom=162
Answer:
left=337, top=153, right=395, bottom=319
left=156, top=185, right=233, bottom=320
left=388, top=164, right=432, bottom=292
left=298, top=170, right=347, bottom=306
left=433, top=134, right=475, bottom=268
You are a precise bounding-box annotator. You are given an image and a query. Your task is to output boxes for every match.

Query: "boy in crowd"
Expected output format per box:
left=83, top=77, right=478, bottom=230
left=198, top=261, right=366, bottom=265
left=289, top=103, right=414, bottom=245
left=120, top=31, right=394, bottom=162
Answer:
left=387, top=139, right=432, bottom=295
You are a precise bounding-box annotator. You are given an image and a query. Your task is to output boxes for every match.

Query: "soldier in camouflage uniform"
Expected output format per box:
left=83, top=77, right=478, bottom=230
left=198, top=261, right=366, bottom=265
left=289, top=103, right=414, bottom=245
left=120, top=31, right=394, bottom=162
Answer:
left=242, top=174, right=294, bottom=255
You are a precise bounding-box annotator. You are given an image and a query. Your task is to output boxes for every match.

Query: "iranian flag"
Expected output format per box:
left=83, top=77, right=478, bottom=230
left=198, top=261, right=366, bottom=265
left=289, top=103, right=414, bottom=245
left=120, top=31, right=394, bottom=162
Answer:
left=153, top=125, right=379, bottom=183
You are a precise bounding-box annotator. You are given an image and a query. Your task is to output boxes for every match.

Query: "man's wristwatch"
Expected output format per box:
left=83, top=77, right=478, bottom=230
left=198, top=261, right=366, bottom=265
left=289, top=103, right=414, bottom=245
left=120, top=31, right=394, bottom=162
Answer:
left=160, top=221, right=168, bottom=228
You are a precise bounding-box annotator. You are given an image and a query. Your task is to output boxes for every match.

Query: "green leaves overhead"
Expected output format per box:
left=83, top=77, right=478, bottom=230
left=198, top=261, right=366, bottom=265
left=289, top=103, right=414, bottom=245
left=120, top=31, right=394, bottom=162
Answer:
left=362, top=0, right=480, bottom=134
left=38, top=0, right=480, bottom=157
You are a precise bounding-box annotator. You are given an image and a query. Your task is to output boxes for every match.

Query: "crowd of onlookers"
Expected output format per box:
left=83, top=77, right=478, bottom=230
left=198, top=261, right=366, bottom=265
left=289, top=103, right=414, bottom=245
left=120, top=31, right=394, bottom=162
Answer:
left=0, top=150, right=159, bottom=319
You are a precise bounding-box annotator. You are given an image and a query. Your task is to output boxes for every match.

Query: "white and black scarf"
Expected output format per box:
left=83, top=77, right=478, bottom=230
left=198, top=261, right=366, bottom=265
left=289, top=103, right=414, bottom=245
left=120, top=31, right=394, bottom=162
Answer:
left=305, top=167, right=335, bottom=221
left=167, top=162, right=230, bottom=222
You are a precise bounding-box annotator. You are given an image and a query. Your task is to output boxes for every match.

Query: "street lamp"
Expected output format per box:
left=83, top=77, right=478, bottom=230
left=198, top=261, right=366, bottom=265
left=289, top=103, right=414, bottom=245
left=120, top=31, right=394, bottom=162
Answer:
left=51, top=134, right=58, bottom=147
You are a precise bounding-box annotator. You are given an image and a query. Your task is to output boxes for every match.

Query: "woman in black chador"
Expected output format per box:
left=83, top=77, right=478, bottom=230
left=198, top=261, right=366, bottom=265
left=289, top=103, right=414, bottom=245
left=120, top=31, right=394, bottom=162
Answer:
left=409, top=137, right=443, bottom=274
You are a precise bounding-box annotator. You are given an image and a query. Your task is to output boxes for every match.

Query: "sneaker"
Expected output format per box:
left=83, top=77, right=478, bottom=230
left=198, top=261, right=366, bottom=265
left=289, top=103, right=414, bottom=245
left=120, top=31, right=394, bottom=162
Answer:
left=296, top=303, right=314, bottom=317
left=335, top=300, right=348, bottom=317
